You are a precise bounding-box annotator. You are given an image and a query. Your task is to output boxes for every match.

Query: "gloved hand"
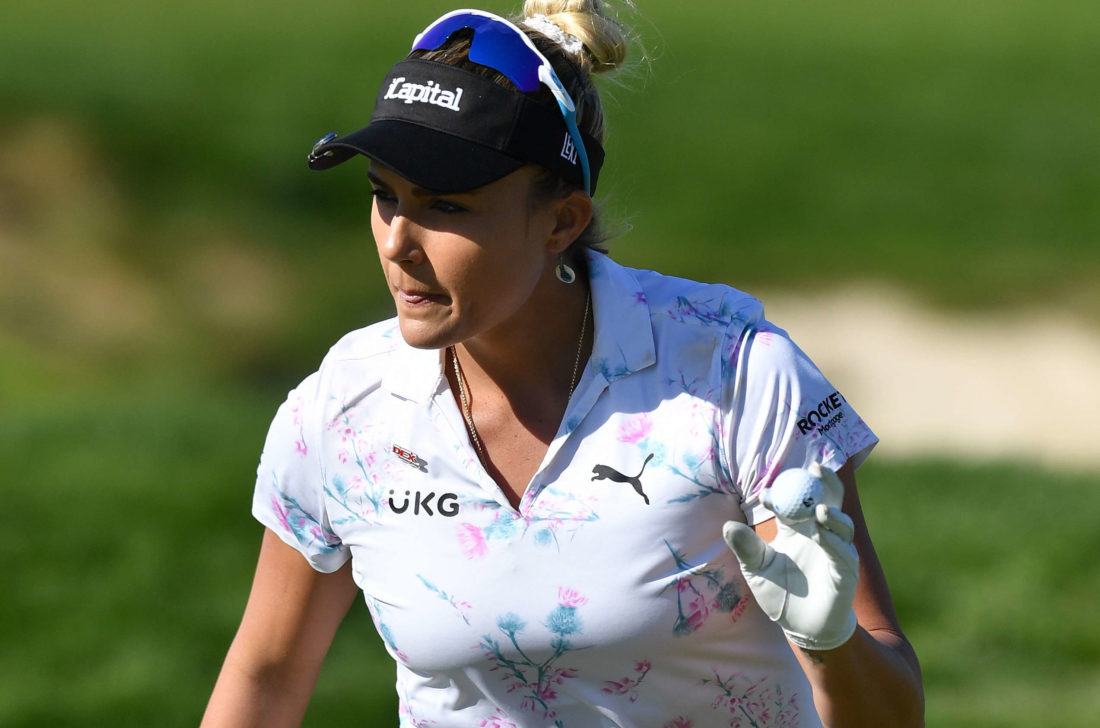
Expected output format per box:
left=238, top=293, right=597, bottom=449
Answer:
left=722, top=463, right=859, bottom=651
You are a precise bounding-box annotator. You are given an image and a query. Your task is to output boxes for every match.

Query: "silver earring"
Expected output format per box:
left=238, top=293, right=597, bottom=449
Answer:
left=555, top=255, right=576, bottom=284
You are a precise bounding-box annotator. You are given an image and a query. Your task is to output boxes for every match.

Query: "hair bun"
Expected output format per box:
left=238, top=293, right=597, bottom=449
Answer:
left=522, top=0, right=629, bottom=74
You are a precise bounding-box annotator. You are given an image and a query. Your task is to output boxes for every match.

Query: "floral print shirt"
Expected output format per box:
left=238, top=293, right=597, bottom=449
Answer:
left=253, top=251, right=877, bottom=727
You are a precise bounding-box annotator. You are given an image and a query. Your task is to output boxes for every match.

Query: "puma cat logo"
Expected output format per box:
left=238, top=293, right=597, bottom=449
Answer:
left=591, top=453, right=654, bottom=505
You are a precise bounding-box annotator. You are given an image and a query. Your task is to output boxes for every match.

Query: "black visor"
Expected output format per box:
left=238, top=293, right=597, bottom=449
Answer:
left=308, top=59, right=603, bottom=193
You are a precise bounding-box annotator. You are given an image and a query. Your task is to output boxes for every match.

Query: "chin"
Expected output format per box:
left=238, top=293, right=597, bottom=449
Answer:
left=396, top=317, right=451, bottom=351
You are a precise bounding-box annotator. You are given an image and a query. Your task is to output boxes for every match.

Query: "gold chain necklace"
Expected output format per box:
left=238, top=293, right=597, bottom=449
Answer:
left=450, top=291, right=591, bottom=463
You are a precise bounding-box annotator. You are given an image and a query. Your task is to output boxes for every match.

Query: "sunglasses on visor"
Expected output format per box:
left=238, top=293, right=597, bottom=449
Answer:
left=411, top=9, right=594, bottom=195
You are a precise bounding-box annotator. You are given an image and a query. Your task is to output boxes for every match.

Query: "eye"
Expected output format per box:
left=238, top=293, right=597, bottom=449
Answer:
left=431, top=198, right=468, bottom=214
left=370, top=188, right=397, bottom=205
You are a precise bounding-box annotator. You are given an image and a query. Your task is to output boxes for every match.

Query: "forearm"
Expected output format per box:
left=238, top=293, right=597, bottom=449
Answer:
left=201, top=636, right=321, bottom=727
left=202, top=530, right=359, bottom=727
left=796, top=625, right=924, bottom=728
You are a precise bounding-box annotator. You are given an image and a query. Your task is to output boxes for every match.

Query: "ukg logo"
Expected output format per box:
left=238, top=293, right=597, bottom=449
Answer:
left=388, top=490, right=460, bottom=517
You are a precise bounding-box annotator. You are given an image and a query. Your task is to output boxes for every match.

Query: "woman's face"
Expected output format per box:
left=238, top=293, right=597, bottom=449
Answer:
left=369, top=163, right=573, bottom=350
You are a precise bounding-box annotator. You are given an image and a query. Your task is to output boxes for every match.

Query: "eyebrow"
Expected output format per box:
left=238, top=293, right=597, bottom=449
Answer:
left=367, top=170, right=461, bottom=199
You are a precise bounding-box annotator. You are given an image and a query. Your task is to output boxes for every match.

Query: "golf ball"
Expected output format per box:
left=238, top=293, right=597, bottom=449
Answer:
left=764, top=468, right=825, bottom=522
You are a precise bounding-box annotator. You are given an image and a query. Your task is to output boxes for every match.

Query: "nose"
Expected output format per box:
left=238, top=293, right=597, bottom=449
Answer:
left=379, top=212, right=424, bottom=265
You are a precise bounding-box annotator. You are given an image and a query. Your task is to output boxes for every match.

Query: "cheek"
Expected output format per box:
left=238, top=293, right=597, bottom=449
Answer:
left=469, top=244, right=547, bottom=320
left=469, top=227, right=543, bottom=286
left=370, top=207, right=389, bottom=252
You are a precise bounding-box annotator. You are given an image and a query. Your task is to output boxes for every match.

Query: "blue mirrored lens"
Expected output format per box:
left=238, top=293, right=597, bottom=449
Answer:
left=411, top=11, right=593, bottom=193
left=412, top=14, right=542, bottom=92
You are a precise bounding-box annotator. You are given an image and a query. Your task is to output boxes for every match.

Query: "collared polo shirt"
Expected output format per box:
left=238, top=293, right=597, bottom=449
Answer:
left=253, top=251, right=877, bottom=728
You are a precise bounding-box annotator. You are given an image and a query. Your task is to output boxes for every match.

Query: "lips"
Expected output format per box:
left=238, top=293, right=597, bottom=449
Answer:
left=397, top=287, right=448, bottom=306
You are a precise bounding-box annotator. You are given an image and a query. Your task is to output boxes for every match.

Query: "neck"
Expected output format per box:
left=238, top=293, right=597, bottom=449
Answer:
left=452, top=280, right=592, bottom=407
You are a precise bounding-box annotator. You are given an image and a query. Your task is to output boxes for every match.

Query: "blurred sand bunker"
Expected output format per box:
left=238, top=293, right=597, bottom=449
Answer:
left=763, top=286, right=1100, bottom=472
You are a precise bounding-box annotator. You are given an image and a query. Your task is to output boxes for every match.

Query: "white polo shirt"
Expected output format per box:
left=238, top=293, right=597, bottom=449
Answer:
left=253, top=251, right=877, bottom=728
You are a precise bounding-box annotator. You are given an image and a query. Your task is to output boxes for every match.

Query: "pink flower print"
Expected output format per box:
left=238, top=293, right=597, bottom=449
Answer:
left=729, top=595, right=749, bottom=623
left=519, top=697, right=555, bottom=719
left=534, top=490, right=600, bottom=532
left=704, top=672, right=800, bottom=728
left=663, top=719, right=693, bottom=728
left=294, top=440, right=308, bottom=457
left=458, top=523, right=488, bottom=559
left=479, top=709, right=517, bottom=728
left=602, top=660, right=652, bottom=703
left=617, top=414, right=653, bottom=444
left=665, top=539, right=743, bottom=635
left=602, top=680, right=638, bottom=702
left=557, top=587, right=588, bottom=608
left=271, top=495, right=291, bottom=532
left=671, top=580, right=710, bottom=635
left=269, top=492, right=341, bottom=552
left=336, top=448, right=350, bottom=464
left=556, top=666, right=579, bottom=681
left=682, top=607, right=708, bottom=634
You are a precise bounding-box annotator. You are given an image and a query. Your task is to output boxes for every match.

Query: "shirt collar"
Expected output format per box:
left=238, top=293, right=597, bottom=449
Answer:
left=383, top=331, right=446, bottom=404
left=586, top=250, right=657, bottom=382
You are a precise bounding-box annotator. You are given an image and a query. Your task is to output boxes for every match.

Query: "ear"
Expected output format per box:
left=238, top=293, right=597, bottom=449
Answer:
left=544, top=190, right=594, bottom=254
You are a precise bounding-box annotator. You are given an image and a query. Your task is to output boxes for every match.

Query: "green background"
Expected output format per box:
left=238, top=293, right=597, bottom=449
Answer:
left=2, top=1, right=1098, bottom=725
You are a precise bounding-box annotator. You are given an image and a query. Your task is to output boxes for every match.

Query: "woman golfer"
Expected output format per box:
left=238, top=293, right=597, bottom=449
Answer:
left=203, top=2, right=924, bottom=726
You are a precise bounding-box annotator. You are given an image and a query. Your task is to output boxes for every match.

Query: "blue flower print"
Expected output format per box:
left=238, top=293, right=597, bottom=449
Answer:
left=417, top=575, right=472, bottom=625
left=478, top=588, right=588, bottom=725
left=545, top=605, right=583, bottom=636
left=497, top=612, right=527, bottom=635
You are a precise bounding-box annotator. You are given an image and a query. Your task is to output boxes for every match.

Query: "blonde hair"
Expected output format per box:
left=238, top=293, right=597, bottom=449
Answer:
left=522, top=0, right=629, bottom=74
left=520, top=0, right=631, bottom=145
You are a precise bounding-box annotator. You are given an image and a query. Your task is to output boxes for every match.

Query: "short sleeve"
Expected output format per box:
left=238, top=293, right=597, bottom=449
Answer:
left=251, top=372, right=351, bottom=573
left=722, top=322, right=878, bottom=525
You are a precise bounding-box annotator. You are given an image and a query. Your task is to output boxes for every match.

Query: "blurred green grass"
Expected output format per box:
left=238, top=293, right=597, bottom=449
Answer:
left=0, top=390, right=393, bottom=726
left=3, top=1, right=1099, bottom=725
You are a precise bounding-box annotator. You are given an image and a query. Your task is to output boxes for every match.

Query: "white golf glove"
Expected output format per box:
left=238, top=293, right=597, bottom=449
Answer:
left=722, top=463, right=859, bottom=651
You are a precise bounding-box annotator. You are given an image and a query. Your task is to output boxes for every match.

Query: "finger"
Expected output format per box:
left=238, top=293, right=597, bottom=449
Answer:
left=814, top=503, right=854, bottom=543
left=809, top=462, right=845, bottom=509
left=722, top=521, right=771, bottom=571
left=813, top=528, right=860, bottom=589
left=812, top=507, right=859, bottom=577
